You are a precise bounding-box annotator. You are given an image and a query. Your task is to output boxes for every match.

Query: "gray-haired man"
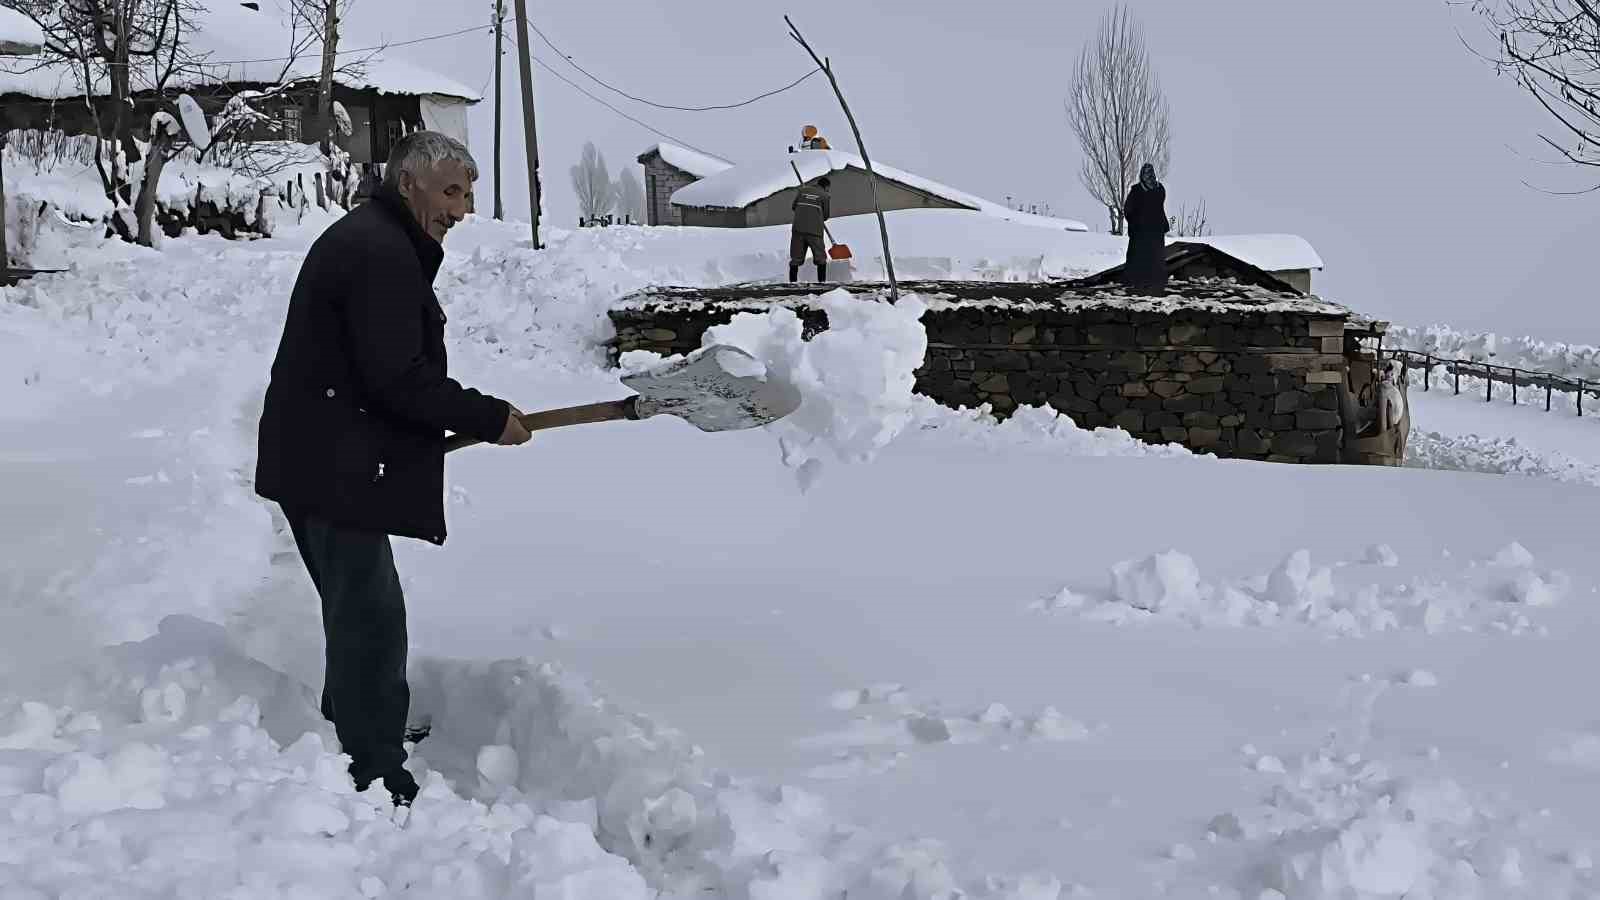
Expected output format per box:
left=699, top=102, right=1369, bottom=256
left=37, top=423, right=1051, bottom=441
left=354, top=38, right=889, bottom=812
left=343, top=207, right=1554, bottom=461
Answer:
left=255, top=131, right=532, bottom=806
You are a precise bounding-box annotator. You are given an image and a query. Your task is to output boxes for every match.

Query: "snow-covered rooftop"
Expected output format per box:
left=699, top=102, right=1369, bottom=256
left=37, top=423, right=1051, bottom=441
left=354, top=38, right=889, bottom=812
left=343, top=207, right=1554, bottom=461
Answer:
left=1180, top=234, right=1323, bottom=272
left=0, top=5, right=45, bottom=55
left=637, top=143, right=734, bottom=179
left=0, top=0, right=480, bottom=101
left=670, top=148, right=1092, bottom=233
left=613, top=277, right=1352, bottom=318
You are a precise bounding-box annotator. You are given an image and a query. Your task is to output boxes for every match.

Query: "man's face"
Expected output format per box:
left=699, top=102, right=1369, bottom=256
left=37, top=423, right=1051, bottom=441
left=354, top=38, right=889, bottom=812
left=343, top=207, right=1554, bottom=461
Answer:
left=399, top=159, right=475, bottom=242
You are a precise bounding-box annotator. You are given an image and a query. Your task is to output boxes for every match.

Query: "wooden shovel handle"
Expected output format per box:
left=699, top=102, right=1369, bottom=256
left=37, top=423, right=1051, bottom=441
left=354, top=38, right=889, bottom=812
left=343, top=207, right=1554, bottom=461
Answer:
left=443, top=397, right=638, bottom=454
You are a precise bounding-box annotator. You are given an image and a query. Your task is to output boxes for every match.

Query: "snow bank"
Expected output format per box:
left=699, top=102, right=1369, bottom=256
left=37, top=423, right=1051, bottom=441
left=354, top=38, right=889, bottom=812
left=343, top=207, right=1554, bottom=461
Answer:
left=0, top=616, right=649, bottom=899
left=1391, top=323, right=1600, bottom=383
left=1407, top=428, right=1600, bottom=488
left=405, top=655, right=1063, bottom=899
left=912, top=401, right=1196, bottom=458
left=1034, top=544, right=1571, bottom=635
left=1, top=612, right=1062, bottom=898
left=1205, top=747, right=1592, bottom=898
left=2, top=135, right=328, bottom=249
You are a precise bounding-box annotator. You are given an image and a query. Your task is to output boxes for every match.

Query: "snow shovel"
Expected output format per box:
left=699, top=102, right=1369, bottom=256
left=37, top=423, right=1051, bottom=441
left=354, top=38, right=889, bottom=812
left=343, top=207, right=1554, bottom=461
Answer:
left=442, top=345, right=802, bottom=453
left=790, top=160, right=852, bottom=262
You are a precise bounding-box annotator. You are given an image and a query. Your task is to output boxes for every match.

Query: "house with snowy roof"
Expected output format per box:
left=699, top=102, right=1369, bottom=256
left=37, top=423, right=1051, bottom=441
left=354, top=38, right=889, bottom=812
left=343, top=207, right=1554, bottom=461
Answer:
left=635, top=143, right=735, bottom=226
left=665, top=147, right=1093, bottom=233
left=0, top=0, right=478, bottom=167
left=636, top=144, right=1326, bottom=291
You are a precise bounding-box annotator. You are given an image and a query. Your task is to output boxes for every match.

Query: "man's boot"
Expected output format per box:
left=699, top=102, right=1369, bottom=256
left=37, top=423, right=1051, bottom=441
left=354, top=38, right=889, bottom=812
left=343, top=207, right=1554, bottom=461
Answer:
left=816, top=262, right=827, bottom=283
left=788, top=263, right=799, bottom=283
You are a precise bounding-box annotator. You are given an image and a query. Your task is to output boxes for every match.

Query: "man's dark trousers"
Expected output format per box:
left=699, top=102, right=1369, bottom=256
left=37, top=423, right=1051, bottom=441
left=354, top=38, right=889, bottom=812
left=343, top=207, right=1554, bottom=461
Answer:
left=284, top=506, right=414, bottom=795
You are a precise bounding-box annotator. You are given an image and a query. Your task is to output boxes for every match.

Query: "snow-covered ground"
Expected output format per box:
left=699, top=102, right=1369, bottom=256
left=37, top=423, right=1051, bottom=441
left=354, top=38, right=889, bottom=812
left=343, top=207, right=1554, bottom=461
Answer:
left=4, top=213, right=1600, bottom=899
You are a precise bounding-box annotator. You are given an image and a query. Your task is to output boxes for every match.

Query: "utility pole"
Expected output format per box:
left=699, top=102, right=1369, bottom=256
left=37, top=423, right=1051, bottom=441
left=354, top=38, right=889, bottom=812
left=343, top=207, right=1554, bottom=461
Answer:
left=492, top=0, right=504, bottom=220
left=512, top=0, right=542, bottom=247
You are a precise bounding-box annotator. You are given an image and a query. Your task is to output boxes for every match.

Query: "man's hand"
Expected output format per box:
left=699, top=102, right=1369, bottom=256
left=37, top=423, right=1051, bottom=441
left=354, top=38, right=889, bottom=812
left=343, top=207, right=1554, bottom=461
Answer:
left=497, top=405, right=532, bottom=445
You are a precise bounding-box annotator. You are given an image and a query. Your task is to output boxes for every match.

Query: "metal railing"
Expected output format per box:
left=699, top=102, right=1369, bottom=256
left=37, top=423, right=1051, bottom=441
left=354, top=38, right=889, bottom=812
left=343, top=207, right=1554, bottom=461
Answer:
left=1390, top=348, right=1599, bottom=416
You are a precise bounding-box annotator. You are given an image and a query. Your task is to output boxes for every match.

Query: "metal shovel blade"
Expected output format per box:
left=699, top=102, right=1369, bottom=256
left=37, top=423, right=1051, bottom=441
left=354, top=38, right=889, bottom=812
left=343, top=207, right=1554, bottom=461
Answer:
left=622, top=345, right=802, bottom=432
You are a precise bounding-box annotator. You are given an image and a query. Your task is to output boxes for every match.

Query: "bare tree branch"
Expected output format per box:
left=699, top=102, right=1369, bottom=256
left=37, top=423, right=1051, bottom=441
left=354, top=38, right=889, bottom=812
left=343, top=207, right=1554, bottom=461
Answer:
left=1065, top=4, right=1172, bottom=235
left=1457, top=0, right=1600, bottom=187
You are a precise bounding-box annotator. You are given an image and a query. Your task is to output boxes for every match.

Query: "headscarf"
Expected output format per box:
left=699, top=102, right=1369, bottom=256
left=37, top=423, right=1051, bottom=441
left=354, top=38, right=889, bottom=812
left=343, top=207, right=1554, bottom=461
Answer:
left=1139, top=163, right=1159, bottom=191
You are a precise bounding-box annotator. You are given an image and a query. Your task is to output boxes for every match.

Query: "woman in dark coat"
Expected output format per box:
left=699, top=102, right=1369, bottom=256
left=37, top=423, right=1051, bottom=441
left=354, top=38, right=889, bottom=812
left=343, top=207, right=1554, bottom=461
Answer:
left=1121, top=163, right=1169, bottom=292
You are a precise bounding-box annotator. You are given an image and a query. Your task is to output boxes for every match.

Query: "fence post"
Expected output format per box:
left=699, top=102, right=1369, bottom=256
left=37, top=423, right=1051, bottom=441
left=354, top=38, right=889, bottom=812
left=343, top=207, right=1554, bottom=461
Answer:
left=1454, top=366, right=1460, bottom=395
left=1486, top=366, right=1493, bottom=402
left=1581, top=380, right=1586, bottom=417
left=1547, top=382, right=1552, bottom=412
left=1512, top=368, right=1518, bottom=406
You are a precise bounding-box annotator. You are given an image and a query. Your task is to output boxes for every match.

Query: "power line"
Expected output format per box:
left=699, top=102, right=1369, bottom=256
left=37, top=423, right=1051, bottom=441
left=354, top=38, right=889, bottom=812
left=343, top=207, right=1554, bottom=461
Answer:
left=523, top=20, right=819, bottom=112
left=528, top=53, right=726, bottom=160
left=201, top=24, right=493, bottom=66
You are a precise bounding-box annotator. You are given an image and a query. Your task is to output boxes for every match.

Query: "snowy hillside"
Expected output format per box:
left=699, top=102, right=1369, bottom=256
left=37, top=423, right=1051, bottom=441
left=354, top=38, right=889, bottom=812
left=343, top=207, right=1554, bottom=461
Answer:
left=3, top=211, right=1600, bottom=899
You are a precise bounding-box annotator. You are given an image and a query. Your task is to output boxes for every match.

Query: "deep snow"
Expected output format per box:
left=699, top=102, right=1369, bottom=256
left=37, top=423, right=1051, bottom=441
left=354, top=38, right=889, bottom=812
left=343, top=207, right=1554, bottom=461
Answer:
left=3, top=211, right=1600, bottom=899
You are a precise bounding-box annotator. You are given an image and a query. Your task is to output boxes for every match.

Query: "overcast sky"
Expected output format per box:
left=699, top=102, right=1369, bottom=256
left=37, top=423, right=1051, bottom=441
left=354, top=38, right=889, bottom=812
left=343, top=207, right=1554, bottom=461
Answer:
left=344, top=0, right=1596, bottom=342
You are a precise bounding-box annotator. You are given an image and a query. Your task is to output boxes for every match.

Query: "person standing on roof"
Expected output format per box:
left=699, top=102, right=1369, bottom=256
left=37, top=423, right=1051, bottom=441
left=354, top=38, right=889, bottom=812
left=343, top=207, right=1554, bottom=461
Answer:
left=789, top=175, right=831, bottom=283
left=796, top=125, right=831, bottom=151
left=1121, top=162, right=1169, bottom=293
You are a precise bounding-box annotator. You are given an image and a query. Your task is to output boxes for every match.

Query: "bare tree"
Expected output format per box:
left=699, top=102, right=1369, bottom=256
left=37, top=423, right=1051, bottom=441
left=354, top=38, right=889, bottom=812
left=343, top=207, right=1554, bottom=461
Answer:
left=1458, top=0, right=1600, bottom=189
left=1066, top=4, right=1172, bottom=234
left=1168, top=197, right=1211, bottom=236
left=570, top=141, right=613, bottom=221
left=4, top=0, right=206, bottom=240
left=286, top=0, right=354, bottom=156
left=613, top=166, right=644, bottom=224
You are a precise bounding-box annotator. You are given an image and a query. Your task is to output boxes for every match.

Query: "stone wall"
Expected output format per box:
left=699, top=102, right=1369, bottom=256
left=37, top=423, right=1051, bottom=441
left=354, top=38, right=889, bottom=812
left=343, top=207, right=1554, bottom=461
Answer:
left=609, top=285, right=1359, bottom=464
left=642, top=162, right=699, bottom=226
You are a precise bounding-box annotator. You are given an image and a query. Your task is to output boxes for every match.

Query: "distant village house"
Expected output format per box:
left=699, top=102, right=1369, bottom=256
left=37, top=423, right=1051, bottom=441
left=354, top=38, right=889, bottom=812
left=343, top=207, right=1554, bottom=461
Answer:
left=0, top=1, right=478, bottom=173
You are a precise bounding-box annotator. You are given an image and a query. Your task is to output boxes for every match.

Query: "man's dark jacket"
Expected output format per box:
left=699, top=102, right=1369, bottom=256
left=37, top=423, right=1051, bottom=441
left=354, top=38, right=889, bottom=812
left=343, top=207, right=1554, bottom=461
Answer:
left=791, top=184, right=830, bottom=237
left=255, top=186, right=509, bottom=545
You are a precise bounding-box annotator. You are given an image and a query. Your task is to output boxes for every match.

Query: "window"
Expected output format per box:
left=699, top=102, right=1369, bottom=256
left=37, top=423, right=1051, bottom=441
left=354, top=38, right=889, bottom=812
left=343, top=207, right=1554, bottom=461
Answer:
left=280, top=106, right=302, bottom=142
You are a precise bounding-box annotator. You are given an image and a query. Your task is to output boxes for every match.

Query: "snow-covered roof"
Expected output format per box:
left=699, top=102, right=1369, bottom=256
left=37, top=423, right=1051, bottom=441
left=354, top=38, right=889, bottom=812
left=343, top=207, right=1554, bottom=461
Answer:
left=1179, top=234, right=1323, bottom=272
left=670, top=148, right=1091, bottom=232
left=0, top=5, right=45, bottom=55
left=0, top=0, right=480, bottom=101
left=614, top=279, right=1352, bottom=318
left=637, top=143, right=734, bottom=179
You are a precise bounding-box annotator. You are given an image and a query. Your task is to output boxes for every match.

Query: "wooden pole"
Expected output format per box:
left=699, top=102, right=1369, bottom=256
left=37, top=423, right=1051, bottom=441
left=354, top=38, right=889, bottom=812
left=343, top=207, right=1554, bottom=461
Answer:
left=512, top=0, right=542, bottom=247
left=493, top=0, right=505, bottom=221
left=0, top=132, right=9, bottom=277
left=785, top=16, right=896, bottom=302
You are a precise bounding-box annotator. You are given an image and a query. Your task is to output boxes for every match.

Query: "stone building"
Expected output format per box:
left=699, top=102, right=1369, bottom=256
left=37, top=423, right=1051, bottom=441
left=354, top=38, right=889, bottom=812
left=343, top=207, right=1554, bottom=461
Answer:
left=635, top=143, right=734, bottom=226
left=606, top=246, right=1406, bottom=466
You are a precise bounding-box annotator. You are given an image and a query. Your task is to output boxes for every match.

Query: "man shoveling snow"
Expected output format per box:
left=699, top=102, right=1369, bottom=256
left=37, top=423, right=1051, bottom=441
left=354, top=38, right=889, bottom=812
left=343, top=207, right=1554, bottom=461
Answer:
left=254, top=132, right=533, bottom=807
left=253, top=131, right=801, bottom=808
